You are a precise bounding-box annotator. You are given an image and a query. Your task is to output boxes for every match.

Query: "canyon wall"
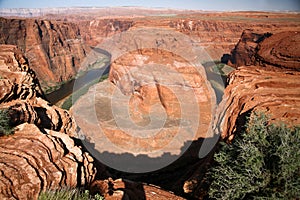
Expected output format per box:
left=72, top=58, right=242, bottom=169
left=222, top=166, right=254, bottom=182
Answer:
left=215, top=30, right=300, bottom=141
left=0, top=12, right=299, bottom=89
left=0, top=17, right=87, bottom=87
left=0, top=44, right=187, bottom=200
left=226, top=30, right=300, bottom=70
left=0, top=45, right=98, bottom=199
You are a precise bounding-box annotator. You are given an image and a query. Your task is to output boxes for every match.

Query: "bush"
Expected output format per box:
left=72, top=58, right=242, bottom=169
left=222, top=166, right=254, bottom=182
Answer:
left=0, top=109, right=14, bottom=136
left=38, top=188, right=104, bottom=200
left=208, top=112, right=300, bottom=199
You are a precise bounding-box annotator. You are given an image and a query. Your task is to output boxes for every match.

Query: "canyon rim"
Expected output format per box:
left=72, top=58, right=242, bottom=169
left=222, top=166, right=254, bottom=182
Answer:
left=0, top=3, right=299, bottom=200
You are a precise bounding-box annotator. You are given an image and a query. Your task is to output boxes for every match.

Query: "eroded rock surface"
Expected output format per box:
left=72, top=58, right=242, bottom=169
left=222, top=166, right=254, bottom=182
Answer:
left=0, top=45, right=43, bottom=102
left=217, top=30, right=300, bottom=141
left=227, top=30, right=300, bottom=70
left=0, top=123, right=96, bottom=200
left=72, top=42, right=216, bottom=171
left=215, top=66, right=300, bottom=141
left=71, top=29, right=218, bottom=199
left=0, top=45, right=77, bottom=136
left=90, top=178, right=185, bottom=200
left=0, top=45, right=98, bottom=199
left=0, top=17, right=87, bottom=86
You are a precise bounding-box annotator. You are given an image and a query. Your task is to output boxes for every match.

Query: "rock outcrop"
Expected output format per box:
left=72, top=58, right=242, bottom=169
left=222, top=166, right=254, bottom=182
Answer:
left=71, top=28, right=217, bottom=199
left=0, top=45, right=76, bottom=136
left=0, top=45, right=98, bottom=199
left=0, top=17, right=87, bottom=87
left=78, top=19, right=133, bottom=46
left=1, top=11, right=299, bottom=88
left=215, top=66, right=300, bottom=141
left=215, top=31, right=300, bottom=141
left=226, top=30, right=300, bottom=70
left=0, top=45, right=43, bottom=102
left=90, top=178, right=185, bottom=200
left=71, top=28, right=216, bottom=167
left=0, top=123, right=96, bottom=200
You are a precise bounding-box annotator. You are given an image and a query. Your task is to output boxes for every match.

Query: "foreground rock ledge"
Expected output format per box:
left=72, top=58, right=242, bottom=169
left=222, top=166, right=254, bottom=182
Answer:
left=0, top=123, right=96, bottom=199
left=0, top=45, right=97, bottom=199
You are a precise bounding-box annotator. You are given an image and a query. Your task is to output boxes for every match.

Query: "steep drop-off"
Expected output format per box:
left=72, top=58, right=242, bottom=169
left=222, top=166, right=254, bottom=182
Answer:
left=0, top=45, right=98, bottom=199
left=0, top=44, right=189, bottom=200
left=226, top=30, right=300, bottom=70
left=215, top=66, right=300, bottom=141
left=215, top=30, right=300, bottom=141
left=0, top=17, right=87, bottom=87
left=70, top=27, right=219, bottom=199
left=1, top=12, right=299, bottom=89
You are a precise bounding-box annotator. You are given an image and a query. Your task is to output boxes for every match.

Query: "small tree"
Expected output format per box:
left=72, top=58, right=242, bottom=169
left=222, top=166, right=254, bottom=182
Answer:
left=208, top=113, right=300, bottom=199
left=0, top=109, right=14, bottom=136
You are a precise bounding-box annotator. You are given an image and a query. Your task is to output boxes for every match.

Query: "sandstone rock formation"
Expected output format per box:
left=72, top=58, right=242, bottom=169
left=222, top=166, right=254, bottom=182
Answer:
left=0, top=17, right=87, bottom=86
left=0, top=45, right=76, bottom=136
left=215, top=30, right=300, bottom=141
left=78, top=19, right=133, bottom=46
left=0, top=123, right=96, bottom=200
left=90, top=178, right=185, bottom=200
left=1, top=11, right=299, bottom=88
left=83, top=13, right=300, bottom=60
left=1, top=10, right=299, bottom=199
left=71, top=28, right=218, bottom=199
left=226, top=30, right=300, bottom=70
left=71, top=29, right=217, bottom=171
left=215, top=66, right=300, bottom=141
left=0, top=45, right=98, bottom=199
left=0, top=45, right=43, bottom=102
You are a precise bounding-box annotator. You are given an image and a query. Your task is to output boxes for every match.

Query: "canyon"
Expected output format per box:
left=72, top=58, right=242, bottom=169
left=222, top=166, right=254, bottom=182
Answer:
left=0, top=8, right=299, bottom=200
left=0, top=10, right=299, bottom=89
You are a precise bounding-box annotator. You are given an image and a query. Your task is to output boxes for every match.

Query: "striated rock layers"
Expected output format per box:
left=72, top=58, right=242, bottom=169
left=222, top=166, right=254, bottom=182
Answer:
left=215, top=30, right=300, bottom=141
left=71, top=28, right=217, bottom=198
left=215, top=66, right=300, bottom=141
left=226, top=30, right=300, bottom=70
left=71, top=28, right=216, bottom=165
left=0, top=17, right=87, bottom=86
left=0, top=45, right=97, bottom=199
left=0, top=123, right=96, bottom=199
left=1, top=12, right=299, bottom=88
left=90, top=178, right=185, bottom=200
left=0, top=45, right=77, bottom=135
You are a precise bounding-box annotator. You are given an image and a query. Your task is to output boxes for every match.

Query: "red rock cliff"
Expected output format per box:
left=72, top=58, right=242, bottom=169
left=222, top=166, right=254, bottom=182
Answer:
left=0, top=17, right=87, bottom=87
left=215, top=31, right=300, bottom=141
left=226, top=30, right=300, bottom=70
left=0, top=45, right=98, bottom=199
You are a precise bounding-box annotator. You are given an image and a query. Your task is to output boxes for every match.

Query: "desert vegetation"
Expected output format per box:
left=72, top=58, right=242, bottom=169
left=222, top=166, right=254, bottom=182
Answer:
left=38, top=188, right=104, bottom=200
left=208, top=113, right=300, bottom=199
left=0, top=109, right=14, bottom=136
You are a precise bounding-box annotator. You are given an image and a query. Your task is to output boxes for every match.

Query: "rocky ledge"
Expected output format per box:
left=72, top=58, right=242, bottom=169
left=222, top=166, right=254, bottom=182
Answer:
left=0, top=45, right=97, bottom=199
left=0, top=44, right=187, bottom=199
left=217, top=30, right=300, bottom=141
left=215, top=66, right=300, bottom=141
left=226, top=30, right=300, bottom=70
left=0, top=123, right=96, bottom=199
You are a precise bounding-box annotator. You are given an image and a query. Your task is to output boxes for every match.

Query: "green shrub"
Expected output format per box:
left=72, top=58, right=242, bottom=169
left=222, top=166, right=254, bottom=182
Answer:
left=0, top=109, right=14, bottom=136
left=38, top=188, right=104, bottom=200
left=208, top=112, right=300, bottom=199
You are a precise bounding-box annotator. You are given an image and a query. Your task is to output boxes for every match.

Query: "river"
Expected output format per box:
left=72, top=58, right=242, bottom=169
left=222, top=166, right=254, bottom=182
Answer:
left=46, top=47, right=111, bottom=104
left=46, top=50, right=231, bottom=107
